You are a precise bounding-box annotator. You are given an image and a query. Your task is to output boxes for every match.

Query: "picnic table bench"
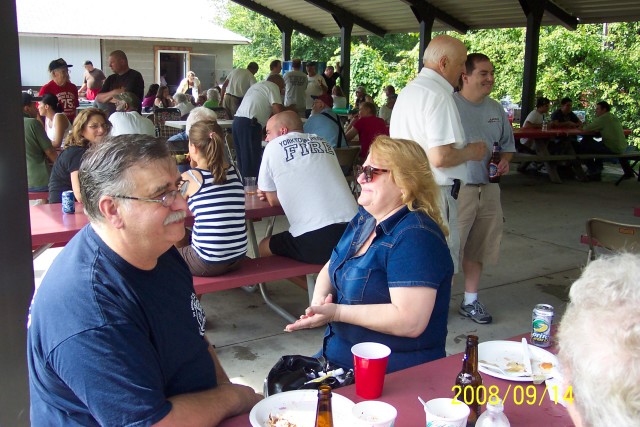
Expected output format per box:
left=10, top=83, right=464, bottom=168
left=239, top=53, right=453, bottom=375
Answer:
left=193, top=255, right=323, bottom=322
left=511, top=151, right=639, bottom=184
left=511, top=127, right=638, bottom=184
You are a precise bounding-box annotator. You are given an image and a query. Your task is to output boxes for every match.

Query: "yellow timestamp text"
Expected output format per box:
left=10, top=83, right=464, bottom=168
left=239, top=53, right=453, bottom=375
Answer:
left=451, top=384, right=573, bottom=406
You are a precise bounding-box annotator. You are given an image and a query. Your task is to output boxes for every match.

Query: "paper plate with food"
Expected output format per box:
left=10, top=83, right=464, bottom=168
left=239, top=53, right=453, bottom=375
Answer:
left=249, top=389, right=356, bottom=427
left=478, top=340, right=559, bottom=382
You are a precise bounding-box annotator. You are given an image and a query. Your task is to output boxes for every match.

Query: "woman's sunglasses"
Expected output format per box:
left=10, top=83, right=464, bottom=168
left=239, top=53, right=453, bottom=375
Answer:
left=355, top=165, right=389, bottom=183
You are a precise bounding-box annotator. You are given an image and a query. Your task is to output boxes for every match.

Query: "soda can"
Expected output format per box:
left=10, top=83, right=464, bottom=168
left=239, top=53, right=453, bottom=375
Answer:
left=531, top=304, right=554, bottom=347
left=62, top=190, right=75, bottom=214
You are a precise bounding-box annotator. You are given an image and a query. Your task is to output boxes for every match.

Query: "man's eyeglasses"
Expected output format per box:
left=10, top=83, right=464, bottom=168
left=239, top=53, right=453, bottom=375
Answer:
left=111, top=180, right=189, bottom=208
left=355, top=165, right=389, bottom=183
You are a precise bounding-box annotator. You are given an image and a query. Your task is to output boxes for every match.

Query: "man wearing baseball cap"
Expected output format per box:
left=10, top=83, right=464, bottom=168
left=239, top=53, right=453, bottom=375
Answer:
left=38, top=58, right=79, bottom=122
left=22, top=91, right=58, bottom=194
left=303, top=93, right=346, bottom=148
left=108, top=92, right=155, bottom=137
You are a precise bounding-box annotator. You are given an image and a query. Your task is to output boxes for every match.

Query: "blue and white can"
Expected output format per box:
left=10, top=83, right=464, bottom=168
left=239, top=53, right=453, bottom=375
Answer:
left=62, top=190, right=75, bottom=214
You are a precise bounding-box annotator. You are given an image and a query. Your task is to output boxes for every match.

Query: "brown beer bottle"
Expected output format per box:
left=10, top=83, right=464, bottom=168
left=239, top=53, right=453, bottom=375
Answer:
left=455, top=335, right=483, bottom=426
left=488, top=142, right=501, bottom=183
left=314, top=385, right=334, bottom=427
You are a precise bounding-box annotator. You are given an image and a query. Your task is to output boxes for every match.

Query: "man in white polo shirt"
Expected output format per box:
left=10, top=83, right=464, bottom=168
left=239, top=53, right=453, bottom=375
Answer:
left=221, top=62, right=259, bottom=118
left=232, top=75, right=285, bottom=179
left=109, top=92, right=155, bottom=137
left=390, top=35, right=486, bottom=277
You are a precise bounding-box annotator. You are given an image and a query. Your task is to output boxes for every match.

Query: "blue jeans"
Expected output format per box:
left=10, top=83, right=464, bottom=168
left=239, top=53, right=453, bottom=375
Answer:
left=232, top=116, right=263, bottom=179
left=578, top=136, right=614, bottom=174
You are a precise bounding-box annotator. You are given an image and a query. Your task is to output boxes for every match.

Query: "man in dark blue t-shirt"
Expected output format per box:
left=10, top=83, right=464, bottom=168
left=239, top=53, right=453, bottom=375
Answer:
left=27, top=135, right=261, bottom=426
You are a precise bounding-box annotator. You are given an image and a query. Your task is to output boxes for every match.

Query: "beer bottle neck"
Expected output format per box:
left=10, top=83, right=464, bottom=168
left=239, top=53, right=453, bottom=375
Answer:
left=462, top=336, right=479, bottom=373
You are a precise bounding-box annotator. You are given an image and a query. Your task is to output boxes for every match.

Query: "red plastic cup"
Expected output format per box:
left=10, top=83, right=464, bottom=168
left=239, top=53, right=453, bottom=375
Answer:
left=351, top=342, right=391, bottom=399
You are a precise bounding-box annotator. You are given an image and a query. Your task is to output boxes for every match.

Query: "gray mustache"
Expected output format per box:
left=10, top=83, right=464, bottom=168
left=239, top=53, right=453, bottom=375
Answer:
left=164, top=210, right=186, bottom=225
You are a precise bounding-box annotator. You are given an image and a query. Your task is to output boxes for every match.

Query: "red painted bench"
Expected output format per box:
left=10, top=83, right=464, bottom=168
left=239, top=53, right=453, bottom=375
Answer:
left=193, top=255, right=323, bottom=322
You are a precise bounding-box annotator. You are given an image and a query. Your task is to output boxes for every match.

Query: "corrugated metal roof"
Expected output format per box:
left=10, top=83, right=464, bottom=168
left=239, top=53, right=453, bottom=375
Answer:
left=238, top=0, right=640, bottom=36
left=16, top=0, right=250, bottom=44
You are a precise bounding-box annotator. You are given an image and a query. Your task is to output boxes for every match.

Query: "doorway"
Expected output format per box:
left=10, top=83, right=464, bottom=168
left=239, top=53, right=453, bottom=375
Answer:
left=155, top=47, right=191, bottom=94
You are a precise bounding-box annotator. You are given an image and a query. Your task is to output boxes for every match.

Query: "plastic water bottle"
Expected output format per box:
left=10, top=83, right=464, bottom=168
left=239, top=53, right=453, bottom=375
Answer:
left=476, top=397, right=510, bottom=427
left=541, top=116, right=548, bottom=131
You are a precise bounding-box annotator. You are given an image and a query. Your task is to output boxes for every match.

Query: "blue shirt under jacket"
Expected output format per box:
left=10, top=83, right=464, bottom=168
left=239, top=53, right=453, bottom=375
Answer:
left=322, top=205, right=453, bottom=373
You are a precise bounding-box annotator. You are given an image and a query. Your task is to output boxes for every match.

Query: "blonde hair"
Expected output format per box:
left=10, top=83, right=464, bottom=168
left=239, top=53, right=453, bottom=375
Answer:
left=188, top=120, right=227, bottom=184
left=64, top=108, right=110, bottom=148
left=369, top=136, right=448, bottom=236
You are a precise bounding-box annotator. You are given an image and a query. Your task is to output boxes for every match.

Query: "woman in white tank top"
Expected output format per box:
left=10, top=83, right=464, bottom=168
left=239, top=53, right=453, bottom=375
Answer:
left=38, top=93, right=71, bottom=148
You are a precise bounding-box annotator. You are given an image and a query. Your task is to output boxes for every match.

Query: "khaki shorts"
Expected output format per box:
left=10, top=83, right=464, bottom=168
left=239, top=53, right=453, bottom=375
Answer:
left=439, top=186, right=460, bottom=274
left=457, top=183, right=503, bottom=265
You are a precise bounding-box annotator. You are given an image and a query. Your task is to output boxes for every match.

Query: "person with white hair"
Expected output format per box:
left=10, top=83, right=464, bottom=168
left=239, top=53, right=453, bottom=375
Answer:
left=173, top=92, right=195, bottom=118
left=557, top=253, right=640, bottom=427
left=204, top=88, right=221, bottom=110
left=167, top=106, right=218, bottom=153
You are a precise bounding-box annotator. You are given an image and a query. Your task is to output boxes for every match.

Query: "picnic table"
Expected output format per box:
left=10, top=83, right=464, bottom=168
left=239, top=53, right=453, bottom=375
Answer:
left=512, top=128, right=636, bottom=183
left=218, top=330, right=572, bottom=427
left=30, top=196, right=282, bottom=260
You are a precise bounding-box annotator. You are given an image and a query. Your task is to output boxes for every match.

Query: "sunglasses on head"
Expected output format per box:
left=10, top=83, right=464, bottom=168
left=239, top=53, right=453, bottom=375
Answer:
left=355, top=165, right=389, bottom=182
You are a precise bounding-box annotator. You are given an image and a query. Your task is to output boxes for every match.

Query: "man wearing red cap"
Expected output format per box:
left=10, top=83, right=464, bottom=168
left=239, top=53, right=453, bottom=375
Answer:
left=303, top=93, right=346, bottom=148
left=38, top=58, right=79, bottom=122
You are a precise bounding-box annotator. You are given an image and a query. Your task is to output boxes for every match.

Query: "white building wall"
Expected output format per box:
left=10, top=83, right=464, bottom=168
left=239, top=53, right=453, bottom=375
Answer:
left=19, top=36, right=235, bottom=91
left=102, top=40, right=234, bottom=91
left=19, top=36, right=101, bottom=88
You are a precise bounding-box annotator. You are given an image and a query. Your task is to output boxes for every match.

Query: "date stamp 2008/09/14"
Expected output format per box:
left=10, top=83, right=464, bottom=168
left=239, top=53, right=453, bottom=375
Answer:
left=452, top=384, right=574, bottom=407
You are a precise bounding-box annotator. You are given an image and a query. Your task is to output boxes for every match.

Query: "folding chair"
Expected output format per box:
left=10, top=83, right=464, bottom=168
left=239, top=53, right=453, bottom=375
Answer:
left=153, top=108, right=182, bottom=139
left=334, top=146, right=361, bottom=197
left=585, top=218, right=640, bottom=263
left=211, top=107, right=232, bottom=120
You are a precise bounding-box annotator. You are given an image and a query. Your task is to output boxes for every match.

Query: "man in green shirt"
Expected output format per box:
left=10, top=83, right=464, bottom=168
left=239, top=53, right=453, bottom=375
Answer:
left=579, top=100, right=633, bottom=180
left=23, top=92, right=57, bottom=191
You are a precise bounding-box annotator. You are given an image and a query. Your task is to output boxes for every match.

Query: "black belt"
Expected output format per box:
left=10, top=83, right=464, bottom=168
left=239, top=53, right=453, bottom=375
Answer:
left=227, top=94, right=242, bottom=99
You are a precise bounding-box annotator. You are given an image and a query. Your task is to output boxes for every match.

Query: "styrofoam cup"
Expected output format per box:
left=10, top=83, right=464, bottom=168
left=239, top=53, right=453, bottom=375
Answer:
left=423, top=398, right=470, bottom=427
left=352, top=400, right=397, bottom=427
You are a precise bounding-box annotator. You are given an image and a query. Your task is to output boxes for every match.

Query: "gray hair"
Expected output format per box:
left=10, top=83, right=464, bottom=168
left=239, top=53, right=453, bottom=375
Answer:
left=185, top=106, right=217, bottom=134
left=79, top=135, right=174, bottom=222
left=557, top=253, right=640, bottom=426
left=173, top=92, right=188, bottom=104
left=206, top=88, right=220, bottom=102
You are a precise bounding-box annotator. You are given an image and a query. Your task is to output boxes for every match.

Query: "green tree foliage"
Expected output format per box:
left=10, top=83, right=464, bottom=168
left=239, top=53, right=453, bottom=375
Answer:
left=457, top=23, right=639, bottom=145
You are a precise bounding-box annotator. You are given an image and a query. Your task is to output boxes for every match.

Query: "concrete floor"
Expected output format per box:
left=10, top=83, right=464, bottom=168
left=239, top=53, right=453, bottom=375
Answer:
left=33, top=165, right=640, bottom=392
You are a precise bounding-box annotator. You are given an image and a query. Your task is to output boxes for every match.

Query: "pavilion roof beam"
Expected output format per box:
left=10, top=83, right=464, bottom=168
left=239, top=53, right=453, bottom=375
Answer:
left=229, top=0, right=324, bottom=40
left=545, top=1, right=579, bottom=30
left=303, top=0, right=386, bottom=37
left=400, top=0, right=469, bottom=34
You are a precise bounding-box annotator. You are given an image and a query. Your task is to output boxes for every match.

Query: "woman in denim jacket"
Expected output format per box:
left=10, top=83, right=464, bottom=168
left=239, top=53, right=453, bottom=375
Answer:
left=286, top=136, right=453, bottom=373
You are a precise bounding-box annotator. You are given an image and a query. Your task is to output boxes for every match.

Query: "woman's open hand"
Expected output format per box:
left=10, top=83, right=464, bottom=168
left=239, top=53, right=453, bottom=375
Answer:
left=284, top=294, right=337, bottom=332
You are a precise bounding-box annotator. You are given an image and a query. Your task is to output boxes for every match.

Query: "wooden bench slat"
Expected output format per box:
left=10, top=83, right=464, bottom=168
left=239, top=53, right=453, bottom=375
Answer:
left=193, top=255, right=323, bottom=294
